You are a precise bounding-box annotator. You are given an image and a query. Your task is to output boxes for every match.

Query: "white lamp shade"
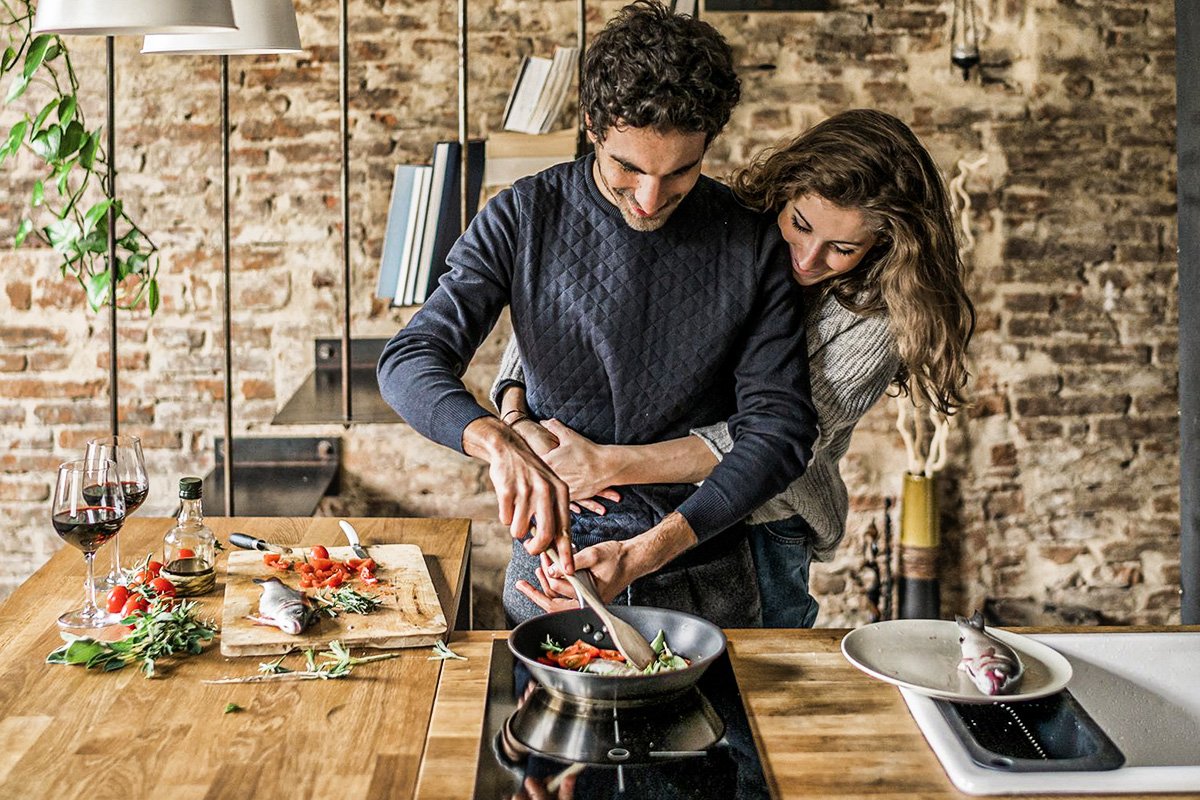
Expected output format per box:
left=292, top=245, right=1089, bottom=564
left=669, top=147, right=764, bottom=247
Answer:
left=142, top=0, right=302, bottom=55
left=33, top=0, right=237, bottom=36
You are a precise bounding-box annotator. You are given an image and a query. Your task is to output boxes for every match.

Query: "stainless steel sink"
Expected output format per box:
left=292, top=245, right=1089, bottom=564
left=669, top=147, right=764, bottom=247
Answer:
left=902, top=631, right=1200, bottom=794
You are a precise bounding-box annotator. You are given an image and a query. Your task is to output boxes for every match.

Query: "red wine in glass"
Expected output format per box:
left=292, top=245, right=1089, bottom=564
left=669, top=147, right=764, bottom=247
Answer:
left=53, top=505, right=124, bottom=553
left=84, top=435, right=148, bottom=585
left=53, top=458, right=126, bottom=629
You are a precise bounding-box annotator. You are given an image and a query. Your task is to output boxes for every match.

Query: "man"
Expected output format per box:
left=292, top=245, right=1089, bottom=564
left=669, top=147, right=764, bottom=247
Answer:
left=377, top=0, right=817, bottom=627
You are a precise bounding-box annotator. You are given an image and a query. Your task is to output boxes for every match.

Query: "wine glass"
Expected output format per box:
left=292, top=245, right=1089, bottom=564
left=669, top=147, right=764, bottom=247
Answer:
left=53, top=458, right=126, bottom=628
left=85, top=435, right=148, bottom=585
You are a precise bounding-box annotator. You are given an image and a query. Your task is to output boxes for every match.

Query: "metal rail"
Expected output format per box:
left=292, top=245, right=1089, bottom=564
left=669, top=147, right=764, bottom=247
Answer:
left=106, top=36, right=118, bottom=437
left=220, top=55, right=234, bottom=516
left=1177, top=0, right=1198, bottom=625
left=338, top=0, right=353, bottom=423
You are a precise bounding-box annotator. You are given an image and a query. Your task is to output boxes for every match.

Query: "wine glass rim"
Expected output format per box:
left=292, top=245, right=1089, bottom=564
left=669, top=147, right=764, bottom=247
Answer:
left=59, top=457, right=116, bottom=472
left=84, top=434, right=142, bottom=447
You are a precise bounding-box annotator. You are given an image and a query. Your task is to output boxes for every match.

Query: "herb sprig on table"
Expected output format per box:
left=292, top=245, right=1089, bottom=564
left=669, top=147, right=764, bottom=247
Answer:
left=46, top=597, right=218, bottom=678
left=204, top=640, right=402, bottom=684
left=313, top=586, right=382, bottom=617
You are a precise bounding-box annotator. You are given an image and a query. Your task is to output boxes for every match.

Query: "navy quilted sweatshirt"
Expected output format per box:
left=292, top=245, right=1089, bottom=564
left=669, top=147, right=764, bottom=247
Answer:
left=378, top=154, right=817, bottom=557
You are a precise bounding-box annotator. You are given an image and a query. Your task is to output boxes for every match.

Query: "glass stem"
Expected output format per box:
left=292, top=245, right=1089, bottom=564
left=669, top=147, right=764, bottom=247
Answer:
left=83, top=551, right=98, bottom=617
left=109, top=530, right=122, bottom=581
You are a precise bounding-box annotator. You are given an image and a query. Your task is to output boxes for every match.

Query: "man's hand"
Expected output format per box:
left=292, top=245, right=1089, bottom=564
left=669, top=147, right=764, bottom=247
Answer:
left=462, top=416, right=574, bottom=572
left=514, top=512, right=698, bottom=612
left=539, top=419, right=623, bottom=514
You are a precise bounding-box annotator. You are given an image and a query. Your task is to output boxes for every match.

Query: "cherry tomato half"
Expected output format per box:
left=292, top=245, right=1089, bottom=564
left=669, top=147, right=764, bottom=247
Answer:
left=310, top=545, right=329, bottom=560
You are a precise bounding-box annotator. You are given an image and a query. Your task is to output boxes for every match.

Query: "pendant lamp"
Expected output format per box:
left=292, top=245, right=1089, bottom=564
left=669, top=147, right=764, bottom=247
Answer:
left=33, top=0, right=237, bottom=36
left=142, top=0, right=301, bottom=54
left=142, top=0, right=303, bottom=515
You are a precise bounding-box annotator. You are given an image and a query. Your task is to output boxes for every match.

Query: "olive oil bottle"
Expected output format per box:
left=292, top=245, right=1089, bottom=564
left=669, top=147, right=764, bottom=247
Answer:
left=160, top=477, right=217, bottom=596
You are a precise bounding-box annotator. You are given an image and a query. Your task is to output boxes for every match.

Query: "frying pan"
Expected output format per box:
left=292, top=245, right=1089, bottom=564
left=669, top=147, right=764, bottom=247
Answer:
left=508, top=605, right=727, bottom=703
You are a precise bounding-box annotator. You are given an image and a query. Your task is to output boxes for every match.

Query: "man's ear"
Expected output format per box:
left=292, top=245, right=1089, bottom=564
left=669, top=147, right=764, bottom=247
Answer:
left=584, top=114, right=599, bottom=145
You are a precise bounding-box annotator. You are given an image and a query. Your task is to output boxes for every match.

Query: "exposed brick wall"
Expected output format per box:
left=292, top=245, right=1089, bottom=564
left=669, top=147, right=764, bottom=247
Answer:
left=0, top=0, right=1179, bottom=629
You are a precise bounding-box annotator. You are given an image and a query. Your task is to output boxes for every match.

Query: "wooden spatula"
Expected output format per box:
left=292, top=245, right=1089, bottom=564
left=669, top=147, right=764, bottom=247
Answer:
left=544, top=547, right=657, bottom=670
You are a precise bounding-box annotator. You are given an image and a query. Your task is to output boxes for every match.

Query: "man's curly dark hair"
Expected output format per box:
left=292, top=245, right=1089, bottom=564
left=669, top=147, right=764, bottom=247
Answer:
left=582, top=0, right=741, bottom=145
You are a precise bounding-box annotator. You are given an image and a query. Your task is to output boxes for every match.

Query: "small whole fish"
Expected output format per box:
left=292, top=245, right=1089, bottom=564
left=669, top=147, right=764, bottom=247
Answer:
left=956, top=611, right=1024, bottom=695
left=248, top=577, right=318, bottom=635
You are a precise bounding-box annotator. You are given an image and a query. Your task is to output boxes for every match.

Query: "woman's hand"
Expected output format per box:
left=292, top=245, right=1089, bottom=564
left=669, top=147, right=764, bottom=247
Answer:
left=540, top=419, right=624, bottom=512
left=515, top=540, right=634, bottom=612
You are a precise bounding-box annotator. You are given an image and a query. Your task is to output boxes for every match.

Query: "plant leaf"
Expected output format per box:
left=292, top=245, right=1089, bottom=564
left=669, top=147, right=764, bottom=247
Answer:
left=82, top=199, right=112, bottom=236
left=22, top=35, right=53, bottom=80
left=44, top=217, right=80, bottom=255
left=2, top=119, right=28, bottom=160
left=57, top=95, right=77, bottom=126
left=58, top=119, right=85, bottom=158
left=86, top=270, right=111, bottom=310
left=14, top=219, right=32, bottom=248
left=80, top=130, right=98, bottom=169
left=147, top=278, right=160, bottom=314
left=31, top=179, right=43, bottom=207
left=32, top=98, right=57, bottom=134
left=29, top=126, right=60, bottom=160
left=1, top=46, right=16, bottom=72
left=5, top=74, right=29, bottom=104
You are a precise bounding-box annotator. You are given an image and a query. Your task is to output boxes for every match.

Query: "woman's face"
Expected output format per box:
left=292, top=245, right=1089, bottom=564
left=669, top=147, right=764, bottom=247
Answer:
left=777, top=194, right=878, bottom=287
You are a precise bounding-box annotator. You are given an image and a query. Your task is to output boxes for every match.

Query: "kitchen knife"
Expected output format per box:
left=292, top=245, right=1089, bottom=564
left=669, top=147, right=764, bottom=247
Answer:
left=229, top=532, right=296, bottom=558
left=339, top=520, right=369, bottom=560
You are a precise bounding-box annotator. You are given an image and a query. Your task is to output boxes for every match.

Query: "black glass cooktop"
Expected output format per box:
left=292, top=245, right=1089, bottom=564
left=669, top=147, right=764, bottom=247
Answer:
left=472, top=639, right=772, bottom=799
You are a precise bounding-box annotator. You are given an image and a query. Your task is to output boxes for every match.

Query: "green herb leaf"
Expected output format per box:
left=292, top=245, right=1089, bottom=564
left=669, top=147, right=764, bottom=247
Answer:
left=1, top=46, right=16, bottom=72
left=224, top=703, right=243, bottom=714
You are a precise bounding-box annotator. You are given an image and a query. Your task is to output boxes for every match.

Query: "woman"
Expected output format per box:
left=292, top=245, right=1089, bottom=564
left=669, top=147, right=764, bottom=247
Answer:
left=493, top=108, right=976, bottom=626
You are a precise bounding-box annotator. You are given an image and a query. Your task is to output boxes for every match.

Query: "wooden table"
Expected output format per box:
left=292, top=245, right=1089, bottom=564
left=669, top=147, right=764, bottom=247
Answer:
left=417, top=630, right=1200, bottom=800
left=0, top=516, right=470, bottom=800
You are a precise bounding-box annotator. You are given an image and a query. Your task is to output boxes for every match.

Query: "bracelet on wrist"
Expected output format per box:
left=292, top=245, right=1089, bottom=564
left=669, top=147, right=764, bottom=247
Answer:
left=502, top=409, right=530, bottom=426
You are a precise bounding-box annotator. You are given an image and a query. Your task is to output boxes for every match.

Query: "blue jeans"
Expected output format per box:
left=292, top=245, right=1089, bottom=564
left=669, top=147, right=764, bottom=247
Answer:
left=748, top=516, right=819, bottom=628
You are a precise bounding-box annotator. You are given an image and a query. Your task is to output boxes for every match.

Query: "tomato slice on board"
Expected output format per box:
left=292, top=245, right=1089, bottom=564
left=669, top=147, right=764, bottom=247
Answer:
left=263, top=553, right=281, bottom=566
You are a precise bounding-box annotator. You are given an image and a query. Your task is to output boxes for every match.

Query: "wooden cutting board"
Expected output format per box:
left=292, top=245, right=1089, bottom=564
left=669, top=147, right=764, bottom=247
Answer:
left=220, top=545, right=447, bottom=657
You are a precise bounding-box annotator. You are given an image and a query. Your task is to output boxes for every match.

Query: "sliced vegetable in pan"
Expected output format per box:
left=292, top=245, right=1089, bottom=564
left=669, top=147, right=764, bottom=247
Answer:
left=537, top=630, right=690, bottom=676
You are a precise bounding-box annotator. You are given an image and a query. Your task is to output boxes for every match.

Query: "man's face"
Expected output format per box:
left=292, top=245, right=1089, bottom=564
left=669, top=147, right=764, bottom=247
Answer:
left=590, top=124, right=708, bottom=232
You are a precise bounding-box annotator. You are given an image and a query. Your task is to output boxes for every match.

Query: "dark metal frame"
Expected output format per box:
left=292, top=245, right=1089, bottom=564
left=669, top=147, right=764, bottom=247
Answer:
left=1176, top=0, right=1198, bottom=624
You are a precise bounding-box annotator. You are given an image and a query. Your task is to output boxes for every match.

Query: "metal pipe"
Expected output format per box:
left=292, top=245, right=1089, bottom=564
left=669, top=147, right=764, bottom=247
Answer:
left=458, top=0, right=468, bottom=235
left=106, top=36, right=118, bottom=437
left=577, top=0, right=586, bottom=154
left=338, top=0, right=352, bottom=423
left=221, top=55, right=234, bottom=517
left=1177, top=0, right=1199, bottom=624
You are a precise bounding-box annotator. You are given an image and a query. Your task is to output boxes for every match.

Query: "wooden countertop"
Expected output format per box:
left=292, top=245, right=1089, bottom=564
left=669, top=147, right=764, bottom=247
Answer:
left=0, top=516, right=470, bottom=800
left=417, top=629, right=1200, bottom=800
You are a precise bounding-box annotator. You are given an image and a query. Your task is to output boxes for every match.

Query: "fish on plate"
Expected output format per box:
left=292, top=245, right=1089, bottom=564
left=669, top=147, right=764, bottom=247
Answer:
left=248, top=577, right=319, bottom=635
left=956, top=610, right=1024, bottom=695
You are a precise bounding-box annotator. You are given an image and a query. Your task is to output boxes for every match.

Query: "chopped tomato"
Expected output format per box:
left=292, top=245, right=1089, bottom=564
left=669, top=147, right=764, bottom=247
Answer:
left=310, top=558, right=334, bottom=571
left=177, top=548, right=195, bottom=558
left=597, top=648, right=626, bottom=662
left=323, top=572, right=345, bottom=588
left=557, top=652, right=593, bottom=670
left=106, top=585, right=130, bottom=614
left=263, top=553, right=281, bottom=566
left=298, top=562, right=315, bottom=574
left=536, top=656, right=559, bottom=666
left=299, top=576, right=314, bottom=588
left=310, top=545, right=329, bottom=560
left=358, top=558, right=376, bottom=573
left=347, top=558, right=364, bottom=570
left=359, top=566, right=379, bottom=585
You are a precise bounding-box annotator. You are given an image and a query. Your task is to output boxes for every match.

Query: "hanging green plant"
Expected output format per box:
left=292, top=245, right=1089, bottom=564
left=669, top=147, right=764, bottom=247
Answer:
left=0, top=1, right=159, bottom=313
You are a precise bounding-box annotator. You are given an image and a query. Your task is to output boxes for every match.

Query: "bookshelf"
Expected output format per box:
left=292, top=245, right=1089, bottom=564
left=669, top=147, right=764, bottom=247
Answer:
left=271, top=0, right=588, bottom=427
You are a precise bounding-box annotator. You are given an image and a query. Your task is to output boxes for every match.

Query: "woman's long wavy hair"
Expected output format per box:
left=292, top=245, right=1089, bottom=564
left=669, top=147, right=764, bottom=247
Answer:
left=730, top=109, right=976, bottom=415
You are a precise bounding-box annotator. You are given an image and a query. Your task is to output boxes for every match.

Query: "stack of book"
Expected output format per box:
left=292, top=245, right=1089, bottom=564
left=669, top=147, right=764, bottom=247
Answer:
left=483, top=128, right=579, bottom=188
left=502, top=46, right=579, bottom=135
left=376, top=140, right=484, bottom=306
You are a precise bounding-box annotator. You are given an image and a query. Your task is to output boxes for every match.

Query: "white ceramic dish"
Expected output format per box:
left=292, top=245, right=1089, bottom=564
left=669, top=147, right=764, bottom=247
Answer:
left=840, top=619, right=1073, bottom=703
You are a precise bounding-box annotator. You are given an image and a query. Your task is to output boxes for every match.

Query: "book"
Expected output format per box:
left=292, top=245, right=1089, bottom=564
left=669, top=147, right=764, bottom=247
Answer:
left=415, top=139, right=485, bottom=303
left=503, top=55, right=553, bottom=135
left=529, top=46, right=578, bottom=135
left=376, top=165, right=423, bottom=299
left=484, top=128, right=579, bottom=188
left=409, top=142, right=453, bottom=305
left=671, top=0, right=698, bottom=16
left=394, top=166, right=432, bottom=303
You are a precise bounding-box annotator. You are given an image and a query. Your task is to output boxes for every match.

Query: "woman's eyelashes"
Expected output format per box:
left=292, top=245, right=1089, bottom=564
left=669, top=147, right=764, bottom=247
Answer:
left=790, top=215, right=857, bottom=257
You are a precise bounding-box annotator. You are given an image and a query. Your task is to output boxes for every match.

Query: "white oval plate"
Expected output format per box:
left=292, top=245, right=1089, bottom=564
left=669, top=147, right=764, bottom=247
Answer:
left=840, top=619, right=1073, bottom=704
